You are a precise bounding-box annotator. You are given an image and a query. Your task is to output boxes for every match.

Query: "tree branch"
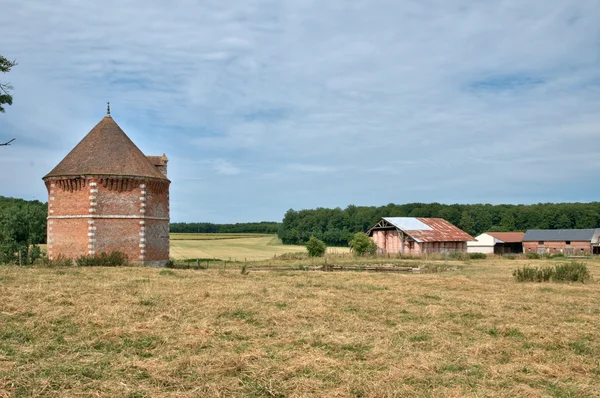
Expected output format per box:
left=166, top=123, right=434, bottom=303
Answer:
left=0, top=138, right=15, bottom=146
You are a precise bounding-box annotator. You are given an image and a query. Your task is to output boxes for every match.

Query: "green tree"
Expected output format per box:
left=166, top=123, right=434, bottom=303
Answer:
left=0, top=55, right=16, bottom=113
left=349, top=232, right=377, bottom=256
left=306, top=236, right=326, bottom=257
left=458, top=211, right=475, bottom=235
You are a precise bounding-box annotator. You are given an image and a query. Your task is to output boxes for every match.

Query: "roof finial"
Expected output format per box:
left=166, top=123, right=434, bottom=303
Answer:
left=106, top=101, right=111, bottom=117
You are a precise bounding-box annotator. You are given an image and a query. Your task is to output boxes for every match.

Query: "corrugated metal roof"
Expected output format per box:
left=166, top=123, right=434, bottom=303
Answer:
left=379, top=217, right=473, bottom=243
left=523, top=229, right=599, bottom=242
left=486, top=232, right=525, bottom=243
left=383, top=217, right=432, bottom=231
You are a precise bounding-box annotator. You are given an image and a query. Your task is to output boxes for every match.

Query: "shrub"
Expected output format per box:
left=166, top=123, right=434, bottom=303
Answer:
left=513, top=262, right=591, bottom=283
left=76, top=251, right=129, bottom=267
left=513, top=265, right=553, bottom=282
left=526, top=252, right=541, bottom=259
left=468, top=252, right=487, bottom=260
left=349, top=233, right=377, bottom=256
left=41, top=254, right=74, bottom=268
left=503, top=254, right=517, bottom=260
left=306, top=236, right=326, bottom=257
left=553, top=262, right=590, bottom=283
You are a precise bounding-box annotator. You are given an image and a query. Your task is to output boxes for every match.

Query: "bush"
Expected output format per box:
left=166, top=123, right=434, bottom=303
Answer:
left=526, top=252, right=541, bottom=259
left=468, top=252, right=488, bottom=260
left=553, top=262, right=590, bottom=282
left=513, top=262, right=591, bottom=283
left=41, top=254, right=74, bottom=268
left=76, top=251, right=129, bottom=267
left=306, top=236, right=326, bottom=257
left=349, top=233, right=377, bottom=256
left=513, top=265, right=553, bottom=282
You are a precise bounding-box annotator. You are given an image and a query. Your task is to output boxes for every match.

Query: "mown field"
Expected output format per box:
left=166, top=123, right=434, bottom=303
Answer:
left=1, top=257, right=599, bottom=397
left=169, top=234, right=350, bottom=262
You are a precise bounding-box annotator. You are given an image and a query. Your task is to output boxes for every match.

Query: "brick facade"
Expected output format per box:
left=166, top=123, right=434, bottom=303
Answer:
left=523, top=241, right=591, bottom=255
left=44, top=177, right=169, bottom=265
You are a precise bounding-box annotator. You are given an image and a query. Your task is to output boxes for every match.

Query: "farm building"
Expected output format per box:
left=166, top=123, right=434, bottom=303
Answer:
left=42, top=107, right=171, bottom=266
left=467, top=232, right=524, bottom=254
left=367, top=217, right=473, bottom=255
left=522, top=229, right=600, bottom=256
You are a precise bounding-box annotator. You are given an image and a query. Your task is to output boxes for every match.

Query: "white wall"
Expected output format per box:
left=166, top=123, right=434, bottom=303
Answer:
left=467, top=233, right=497, bottom=253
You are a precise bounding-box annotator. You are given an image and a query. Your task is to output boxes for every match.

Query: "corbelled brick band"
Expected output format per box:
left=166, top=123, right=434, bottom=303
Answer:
left=42, top=115, right=170, bottom=266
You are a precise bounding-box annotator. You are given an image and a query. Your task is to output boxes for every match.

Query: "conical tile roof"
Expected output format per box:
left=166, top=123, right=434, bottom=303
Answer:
left=44, top=116, right=168, bottom=181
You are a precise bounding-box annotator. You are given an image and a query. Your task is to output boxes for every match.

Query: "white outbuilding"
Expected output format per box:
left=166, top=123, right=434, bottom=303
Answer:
left=467, top=232, right=524, bottom=255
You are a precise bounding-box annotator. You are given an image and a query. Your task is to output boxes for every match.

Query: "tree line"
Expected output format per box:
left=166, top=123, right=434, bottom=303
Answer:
left=170, top=221, right=280, bottom=234
left=278, top=202, right=600, bottom=246
left=0, top=196, right=47, bottom=263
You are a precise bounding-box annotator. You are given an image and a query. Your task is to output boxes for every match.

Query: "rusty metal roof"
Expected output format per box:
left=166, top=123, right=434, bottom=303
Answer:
left=486, top=232, right=525, bottom=243
left=43, top=116, right=168, bottom=181
left=377, top=217, right=473, bottom=243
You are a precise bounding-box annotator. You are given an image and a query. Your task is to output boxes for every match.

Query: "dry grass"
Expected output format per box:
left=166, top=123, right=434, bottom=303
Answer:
left=1, top=258, right=599, bottom=397
left=170, top=235, right=350, bottom=261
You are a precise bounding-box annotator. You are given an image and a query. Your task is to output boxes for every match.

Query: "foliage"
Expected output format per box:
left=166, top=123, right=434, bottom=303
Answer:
left=0, top=196, right=47, bottom=264
left=0, top=55, right=16, bottom=113
left=513, top=265, right=554, bottom=282
left=553, top=262, right=590, bottom=283
left=513, top=262, right=590, bottom=283
left=75, top=251, right=129, bottom=267
left=278, top=202, right=600, bottom=246
left=349, top=232, right=377, bottom=256
left=526, top=252, right=541, bottom=259
left=170, top=221, right=280, bottom=234
left=41, top=254, right=74, bottom=268
left=468, top=252, right=487, bottom=260
left=305, top=236, right=326, bottom=257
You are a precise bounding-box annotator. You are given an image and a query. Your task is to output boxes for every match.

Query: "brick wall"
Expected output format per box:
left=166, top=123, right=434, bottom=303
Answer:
left=523, top=241, right=591, bottom=255
left=45, top=176, right=170, bottom=265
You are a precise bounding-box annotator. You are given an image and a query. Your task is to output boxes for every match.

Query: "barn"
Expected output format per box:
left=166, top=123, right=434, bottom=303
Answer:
left=467, top=232, right=525, bottom=254
left=42, top=108, right=171, bottom=265
left=367, top=217, right=473, bottom=255
left=522, top=229, right=600, bottom=256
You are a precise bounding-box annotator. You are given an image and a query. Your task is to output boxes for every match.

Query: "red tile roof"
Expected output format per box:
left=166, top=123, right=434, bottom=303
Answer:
left=486, top=232, right=525, bottom=243
left=44, top=116, right=168, bottom=181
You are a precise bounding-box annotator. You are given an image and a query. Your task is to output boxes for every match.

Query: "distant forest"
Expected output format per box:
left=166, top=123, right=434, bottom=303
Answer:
left=4, top=195, right=600, bottom=252
left=170, top=221, right=280, bottom=234
left=278, top=203, right=600, bottom=246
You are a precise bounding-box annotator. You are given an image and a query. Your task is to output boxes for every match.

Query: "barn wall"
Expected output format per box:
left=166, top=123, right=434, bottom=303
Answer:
left=370, top=230, right=467, bottom=254
left=523, top=241, right=591, bottom=255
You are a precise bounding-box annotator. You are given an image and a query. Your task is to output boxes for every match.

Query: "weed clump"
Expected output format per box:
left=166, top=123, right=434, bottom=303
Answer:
left=76, top=251, right=129, bottom=267
left=553, top=262, right=590, bottom=282
left=468, top=252, right=487, bottom=260
left=513, top=262, right=591, bottom=283
left=526, top=252, right=541, bottom=259
left=41, top=254, right=74, bottom=267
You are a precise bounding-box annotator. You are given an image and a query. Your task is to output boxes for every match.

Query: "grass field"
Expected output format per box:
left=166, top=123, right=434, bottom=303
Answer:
left=169, top=234, right=350, bottom=262
left=1, top=257, right=599, bottom=397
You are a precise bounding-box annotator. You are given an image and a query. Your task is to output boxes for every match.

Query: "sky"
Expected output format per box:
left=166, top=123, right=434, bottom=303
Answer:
left=1, top=0, right=599, bottom=223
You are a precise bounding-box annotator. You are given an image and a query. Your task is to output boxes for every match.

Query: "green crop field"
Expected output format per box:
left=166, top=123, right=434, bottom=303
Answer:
left=170, top=234, right=350, bottom=262
left=1, top=257, right=599, bottom=397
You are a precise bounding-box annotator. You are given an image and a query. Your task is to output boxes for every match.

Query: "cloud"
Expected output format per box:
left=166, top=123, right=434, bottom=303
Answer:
left=211, top=159, right=242, bottom=176
left=1, top=0, right=600, bottom=222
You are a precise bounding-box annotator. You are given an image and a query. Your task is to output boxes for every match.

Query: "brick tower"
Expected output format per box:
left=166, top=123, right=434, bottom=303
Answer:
left=43, top=109, right=170, bottom=266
